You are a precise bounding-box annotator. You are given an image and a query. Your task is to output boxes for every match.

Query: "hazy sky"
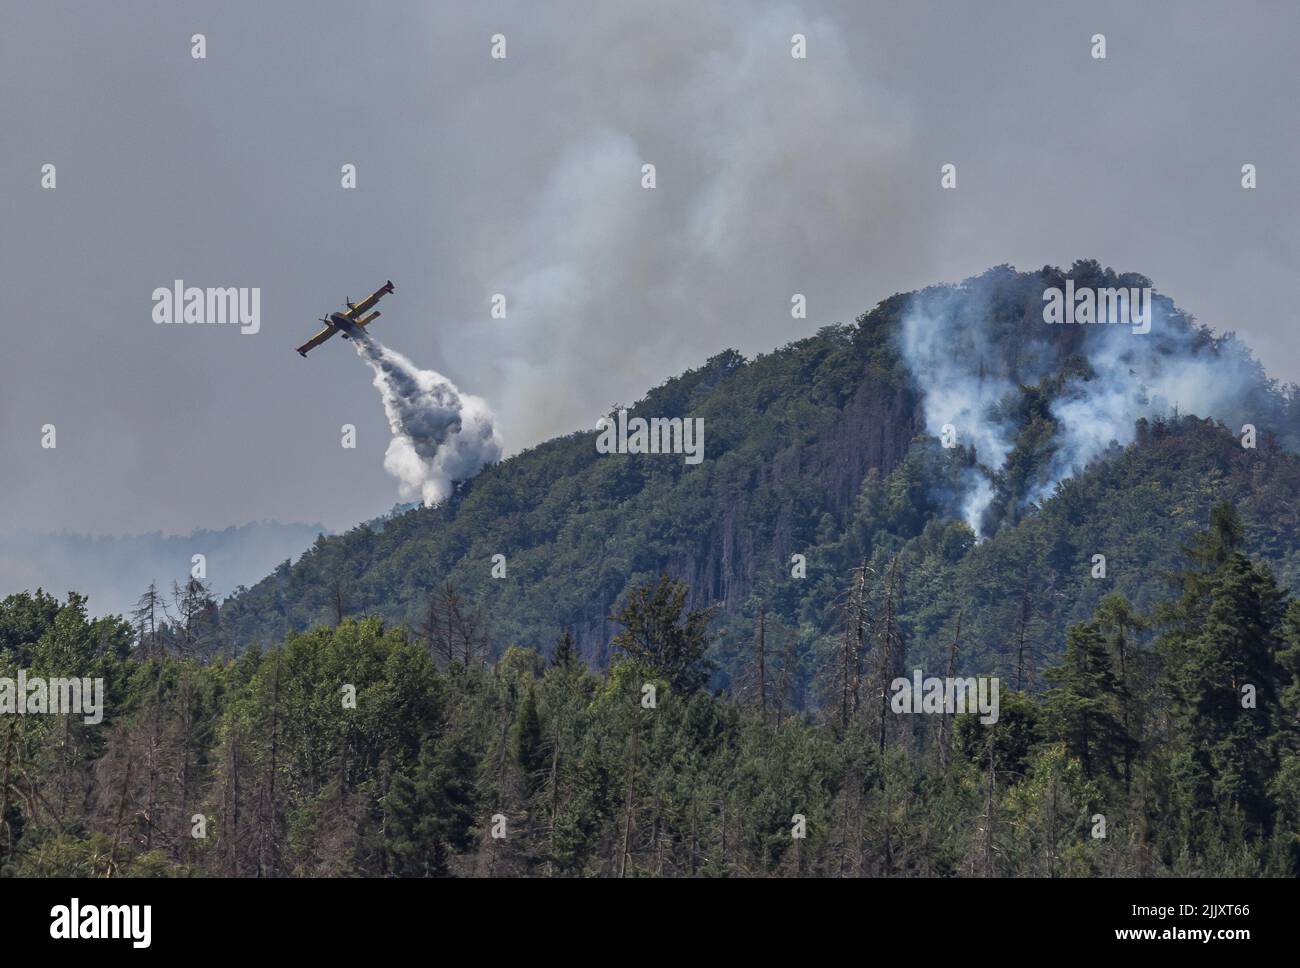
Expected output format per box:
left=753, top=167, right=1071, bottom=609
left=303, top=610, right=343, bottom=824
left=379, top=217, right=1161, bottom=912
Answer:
left=3, top=0, right=1297, bottom=538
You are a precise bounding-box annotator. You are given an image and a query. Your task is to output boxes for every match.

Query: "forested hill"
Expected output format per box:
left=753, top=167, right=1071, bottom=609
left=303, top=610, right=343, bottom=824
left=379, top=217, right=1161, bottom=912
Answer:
left=220, top=298, right=924, bottom=660
left=218, top=262, right=1300, bottom=695
left=8, top=262, right=1300, bottom=879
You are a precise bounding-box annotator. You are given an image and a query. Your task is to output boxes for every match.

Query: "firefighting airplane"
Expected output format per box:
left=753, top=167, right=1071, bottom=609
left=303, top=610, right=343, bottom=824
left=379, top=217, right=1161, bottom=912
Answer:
left=295, top=280, right=395, bottom=356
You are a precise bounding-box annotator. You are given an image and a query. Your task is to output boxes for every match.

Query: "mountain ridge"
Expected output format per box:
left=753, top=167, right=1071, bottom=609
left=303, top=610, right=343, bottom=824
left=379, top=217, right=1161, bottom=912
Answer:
left=217, top=262, right=1300, bottom=696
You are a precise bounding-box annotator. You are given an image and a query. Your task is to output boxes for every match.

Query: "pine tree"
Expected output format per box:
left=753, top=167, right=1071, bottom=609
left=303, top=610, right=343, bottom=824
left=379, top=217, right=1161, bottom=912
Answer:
left=511, top=686, right=546, bottom=794
left=551, top=627, right=579, bottom=669
left=1042, top=621, right=1133, bottom=782
left=610, top=576, right=716, bottom=694
left=386, top=732, right=477, bottom=877
left=1158, top=503, right=1287, bottom=845
left=1165, top=555, right=1284, bottom=836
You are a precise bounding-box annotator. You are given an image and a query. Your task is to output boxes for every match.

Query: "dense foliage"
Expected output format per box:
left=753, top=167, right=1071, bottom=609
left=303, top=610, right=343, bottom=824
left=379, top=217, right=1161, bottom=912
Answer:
left=2, top=505, right=1299, bottom=877
left=214, top=265, right=1300, bottom=704
left=6, top=263, right=1300, bottom=876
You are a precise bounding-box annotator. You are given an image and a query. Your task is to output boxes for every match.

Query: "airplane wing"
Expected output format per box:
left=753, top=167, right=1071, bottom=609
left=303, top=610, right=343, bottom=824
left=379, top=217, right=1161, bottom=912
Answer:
left=295, top=325, right=336, bottom=357
left=344, top=280, right=395, bottom=319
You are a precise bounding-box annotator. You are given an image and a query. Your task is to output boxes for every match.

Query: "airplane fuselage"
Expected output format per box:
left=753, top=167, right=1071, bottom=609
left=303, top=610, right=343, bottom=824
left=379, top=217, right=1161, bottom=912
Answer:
left=327, top=312, right=360, bottom=338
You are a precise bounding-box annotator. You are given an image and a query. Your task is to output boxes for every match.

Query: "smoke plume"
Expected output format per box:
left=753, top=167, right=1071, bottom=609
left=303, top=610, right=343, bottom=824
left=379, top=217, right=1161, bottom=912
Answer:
left=352, top=331, right=502, bottom=507
left=898, top=266, right=1287, bottom=537
left=469, top=0, right=916, bottom=452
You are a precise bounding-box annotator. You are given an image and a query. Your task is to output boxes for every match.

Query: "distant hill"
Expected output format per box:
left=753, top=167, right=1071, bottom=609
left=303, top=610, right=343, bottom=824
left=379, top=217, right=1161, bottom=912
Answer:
left=218, top=263, right=1300, bottom=697
left=0, top=521, right=326, bottom=620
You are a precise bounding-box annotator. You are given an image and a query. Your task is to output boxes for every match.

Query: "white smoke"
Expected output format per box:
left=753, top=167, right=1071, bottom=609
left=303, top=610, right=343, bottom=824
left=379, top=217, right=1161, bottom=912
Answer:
left=352, top=331, right=502, bottom=507
left=899, top=273, right=1275, bottom=537
left=901, top=288, right=1027, bottom=485
left=900, top=283, right=1034, bottom=534
left=1029, top=314, right=1247, bottom=504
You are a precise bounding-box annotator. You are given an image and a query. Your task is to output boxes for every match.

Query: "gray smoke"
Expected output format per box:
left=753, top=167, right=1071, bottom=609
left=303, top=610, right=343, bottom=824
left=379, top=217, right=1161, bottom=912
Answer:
left=469, top=0, right=917, bottom=451
left=352, top=331, right=502, bottom=507
left=898, top=270, right=1279, bottom=536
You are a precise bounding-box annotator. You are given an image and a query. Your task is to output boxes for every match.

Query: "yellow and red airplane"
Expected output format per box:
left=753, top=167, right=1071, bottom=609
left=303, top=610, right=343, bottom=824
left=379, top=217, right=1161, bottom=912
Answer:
left=296, top=280, right=395, bottom=356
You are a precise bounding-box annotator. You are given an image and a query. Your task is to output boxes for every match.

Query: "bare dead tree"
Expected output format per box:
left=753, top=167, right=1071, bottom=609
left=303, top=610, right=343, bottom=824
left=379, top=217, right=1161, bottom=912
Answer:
left=330, top=578, right=348, bottom=627
left=105, top=750, right=134, bottom=878
left=171, top=576, right=218, bottom=657
left=1014, top=569, right=1032, bottom=692
left=131, top=582, right=166, bottom=658
left=938, top=609, right=963, bottom=769
left=981, top=734, right=997, bottom=878
left=255, top=652, right=282, bottom=877
left=829, top=560, right=871, bottom=729
left=774, top=632, right=797, bottom=725
left=873, top=556, right=904, bottom=755
left=418, top=582, right=491, bottom=668
left=0, top=719, right=18, bottom=864
left=618, top=727, right=638, bottom=878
